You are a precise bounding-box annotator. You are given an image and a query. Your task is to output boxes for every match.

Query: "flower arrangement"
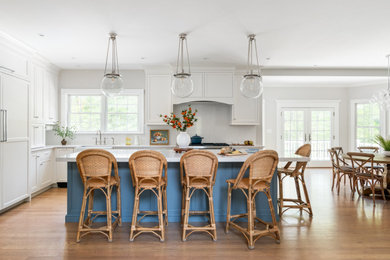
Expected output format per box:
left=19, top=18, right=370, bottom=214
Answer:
left=160, top=105, right=198, bottom=132
left=53, top=122, right=76, bottom=145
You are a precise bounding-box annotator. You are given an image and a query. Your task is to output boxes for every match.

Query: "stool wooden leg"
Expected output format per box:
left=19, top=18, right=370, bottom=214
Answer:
left=76, top=188, right=88, bottom=242
left=181, top=185, right=185, bottom=226
left=294, top=176, right=303, bottom=213
left=208, top=186, right=217, bottom=241
left=106, top=186, right=113, bottom=242
left=157, top=186, right=165, bottom=242
left=182, top=187, right=190, bottom=242
left=331, top=168, right=336, bottom=191
left=130, top=186, right=140, bottom=242
left=163, top=185, right=168, bottom=226
left=117, top=184, right=122, bottom=226
left=247, top=189, right=254, bottom=250
left=266, top=189, right=280, bottom=243
left=300, top=175, right=313, bottom=216
left=86, top=189, right=94, bottom=226
left=225, top=182, right=232, bottom=234
left=380, top=180, right=387, bottom=201
left=278, top=173, right=284, bottom=216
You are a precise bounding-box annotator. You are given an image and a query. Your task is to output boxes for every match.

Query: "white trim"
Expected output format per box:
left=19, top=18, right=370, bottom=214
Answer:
left=61, top=89, right=144, bottom=134
left=349, top=99, right=385, bottom=151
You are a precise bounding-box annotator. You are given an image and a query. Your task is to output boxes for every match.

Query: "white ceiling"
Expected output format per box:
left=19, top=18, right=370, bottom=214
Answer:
left=1, top=0, right=390, bottom=73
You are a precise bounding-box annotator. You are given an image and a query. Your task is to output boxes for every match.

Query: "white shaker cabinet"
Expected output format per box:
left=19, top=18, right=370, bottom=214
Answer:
left=0, top=43, right=29, bottom=79
left=44, top=71, right=58, bottom=124
left=30, top=149, right=54, bottom=194
left=231, top=75, right=260, bottom=125
left=31, top=65, right=44, bottom=123
left=146, top=74, right=172, bottom=124
left=0, top=73, right=29, bottom=210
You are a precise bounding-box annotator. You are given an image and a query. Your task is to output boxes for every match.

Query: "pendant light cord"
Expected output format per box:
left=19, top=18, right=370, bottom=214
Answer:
left=175, top=34, right=191, bottom=75
left=246, top=35, right=261, bottom=76
left=103, top=34, right=120, bottom=76
left=104, top=37, right=110, bottom=75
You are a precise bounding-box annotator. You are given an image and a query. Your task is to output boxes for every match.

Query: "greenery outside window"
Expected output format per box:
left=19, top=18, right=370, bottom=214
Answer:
left=62, top=89, right=144, bottom=134
left=354, top=102, right=382, bottom=148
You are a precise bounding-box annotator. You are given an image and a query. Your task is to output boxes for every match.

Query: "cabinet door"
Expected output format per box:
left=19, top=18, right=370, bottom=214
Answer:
left=1, top=141, right=28, bottom=208
left=0, top=45, right=29, bottom=78
left=38, top=150, right=53, bottom=188
left=204, top=73, right=233, bottom=98
left=1, top=74, right=29, bottom=139
left=146, top=75, right=172, bottom=124
left=49, top=74, right=58, bottom=122
left=55, top=148, right=74, bottom=182
left=32, top=65, right=44, bottom=123
left=231, top=76, right=260, bottom=125
left=30, top=153, right=39, bottom=193
left=31, top=124, right=45, bottom=148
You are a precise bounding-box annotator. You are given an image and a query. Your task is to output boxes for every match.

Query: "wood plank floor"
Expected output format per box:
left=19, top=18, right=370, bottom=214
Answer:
left=1, top=168, right=389, bottom=260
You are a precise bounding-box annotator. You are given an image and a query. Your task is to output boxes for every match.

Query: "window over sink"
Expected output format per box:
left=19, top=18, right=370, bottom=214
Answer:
left=61, top=89, right=144, bottom=134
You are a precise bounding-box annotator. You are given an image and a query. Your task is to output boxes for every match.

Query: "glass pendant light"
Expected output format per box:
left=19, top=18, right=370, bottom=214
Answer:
left=172, top=33, right=193, bottom=98
left=101, top=33, right=123, bottom=97
left=370, top=55, right=390, bottom=110
left=240, top=34, right=263, bottom=99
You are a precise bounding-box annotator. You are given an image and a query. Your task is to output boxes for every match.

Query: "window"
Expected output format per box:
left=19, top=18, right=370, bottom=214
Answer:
left=62, top=89, right=144, bottom=133
left=355, top=102, right=381, bottom=147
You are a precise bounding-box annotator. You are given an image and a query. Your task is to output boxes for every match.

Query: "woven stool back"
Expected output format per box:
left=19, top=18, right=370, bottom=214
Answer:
left=76, top=149, right=118, bottom=185
left=129, top=150, right=167, bottom=187
left=233, top=150, right=278, bottom=188
left=180, top=150, right=218, bottom=186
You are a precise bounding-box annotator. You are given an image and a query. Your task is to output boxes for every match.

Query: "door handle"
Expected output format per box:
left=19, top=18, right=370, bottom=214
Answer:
left=4, top=110, right=7, bottom=142
left=309, top=133, right=311, bottom=142
left=0, top=110, right=4, bottom=142
left=304, top=134, right=307, bottom=142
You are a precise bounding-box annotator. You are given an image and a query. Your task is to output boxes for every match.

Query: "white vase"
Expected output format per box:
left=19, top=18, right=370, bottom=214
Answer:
left=383, top=151, right=390, bottom=157
left=176, top=131, right=191, bottom=148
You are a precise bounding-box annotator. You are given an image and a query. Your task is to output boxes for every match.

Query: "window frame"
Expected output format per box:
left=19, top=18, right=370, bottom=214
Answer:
left=61, top=89, right=144, bottom=134
left=350, top=99, right=385, bottom=151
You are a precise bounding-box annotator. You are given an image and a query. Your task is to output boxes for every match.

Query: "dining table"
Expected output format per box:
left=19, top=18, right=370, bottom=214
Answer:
left=342, top=153, right=390, bottom=195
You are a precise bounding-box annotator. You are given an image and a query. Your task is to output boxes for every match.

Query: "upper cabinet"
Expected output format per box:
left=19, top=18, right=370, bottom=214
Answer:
left=146, top=74, right=172, bottom=124
left=0, top=43, right=29, bottom=80
left=31, top=62, right=59, bottom=125
left=231, top=74, right=260, bottom=125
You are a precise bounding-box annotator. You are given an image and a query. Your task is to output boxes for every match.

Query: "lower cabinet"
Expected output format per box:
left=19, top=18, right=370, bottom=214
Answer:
left=30, top=149, right=54, bottom=194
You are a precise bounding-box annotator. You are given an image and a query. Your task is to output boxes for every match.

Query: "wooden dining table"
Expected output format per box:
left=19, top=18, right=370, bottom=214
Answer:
left=342, top=153, right=390, bottom=194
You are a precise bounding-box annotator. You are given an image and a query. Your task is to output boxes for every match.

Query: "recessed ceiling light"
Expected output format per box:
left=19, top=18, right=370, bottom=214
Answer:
left=203, top=57, right=209, bottom=60
left=38, top=33, right=45, bottom=37
left=71, top=57, right=76, bottom=60
left=140, top=57, right=146, bottom=60
left=266, top=57, right=271, bottom=60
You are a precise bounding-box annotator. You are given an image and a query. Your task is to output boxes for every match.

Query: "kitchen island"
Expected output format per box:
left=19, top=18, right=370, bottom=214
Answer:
left=58, top=149, right=309, bottom=223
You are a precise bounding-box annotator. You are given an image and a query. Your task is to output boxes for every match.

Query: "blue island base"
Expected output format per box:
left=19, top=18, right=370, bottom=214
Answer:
left=66, top=162, right=278, bottom=223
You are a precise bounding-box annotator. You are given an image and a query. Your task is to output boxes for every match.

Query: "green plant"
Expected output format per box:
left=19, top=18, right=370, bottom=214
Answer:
left=53, top=122, right=75, bottom=140
left=374, top=135, right=390, bottom=151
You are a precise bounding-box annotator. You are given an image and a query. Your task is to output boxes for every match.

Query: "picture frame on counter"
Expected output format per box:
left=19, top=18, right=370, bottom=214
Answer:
left=150, top=129, right=169, bottom=145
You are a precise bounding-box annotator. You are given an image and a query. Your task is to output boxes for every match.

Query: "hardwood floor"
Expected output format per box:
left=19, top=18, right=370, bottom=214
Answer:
left=1, top=168, right=390, bottom=259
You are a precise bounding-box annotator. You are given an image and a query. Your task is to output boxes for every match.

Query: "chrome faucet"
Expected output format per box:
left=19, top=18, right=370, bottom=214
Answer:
left=96, top=130, right=102, bottom=145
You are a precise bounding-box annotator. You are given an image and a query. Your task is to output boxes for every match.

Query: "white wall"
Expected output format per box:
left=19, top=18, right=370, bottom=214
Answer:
left=262, top=86, right=350, bottom=151
left=48, top=69, right=258, bottom=146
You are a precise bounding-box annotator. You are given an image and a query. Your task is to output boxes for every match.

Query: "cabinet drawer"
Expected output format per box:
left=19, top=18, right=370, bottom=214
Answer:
left=0, top=45, right=29, bottom=78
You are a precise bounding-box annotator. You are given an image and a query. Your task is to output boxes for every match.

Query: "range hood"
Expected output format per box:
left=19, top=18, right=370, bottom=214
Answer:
left=172, top=97, right=233, bottom=105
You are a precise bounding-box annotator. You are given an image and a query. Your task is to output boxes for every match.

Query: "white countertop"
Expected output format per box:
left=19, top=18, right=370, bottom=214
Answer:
left=57, top=148, right=309, bottom=163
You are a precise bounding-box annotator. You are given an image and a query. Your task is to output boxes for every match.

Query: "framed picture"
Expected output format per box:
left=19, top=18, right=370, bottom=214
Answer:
left=150, top=129, right=169, bottom=145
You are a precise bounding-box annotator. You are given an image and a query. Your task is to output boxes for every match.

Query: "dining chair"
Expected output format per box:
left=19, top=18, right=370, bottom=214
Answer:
left=128, top=150, right=168, bottom=241
left=225, top=150, right=280, bottom=249
left=357, top=146, right=385, bottom=174
left=76, top=149, right=122, bottom=242
left=278, top=144, right=313, bottom=216
left=328, top=148, right=355, bottom=194
left=347, top=152, right=386, bottom=206
left=180, top=150, right=218, bottom=241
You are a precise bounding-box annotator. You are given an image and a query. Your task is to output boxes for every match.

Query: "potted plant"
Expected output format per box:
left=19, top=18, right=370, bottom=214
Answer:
left=53, top=122, right=75, bottom=145
left=374, top=135, right=390, bottom=156
left=160, top=105, right=198, bottom=148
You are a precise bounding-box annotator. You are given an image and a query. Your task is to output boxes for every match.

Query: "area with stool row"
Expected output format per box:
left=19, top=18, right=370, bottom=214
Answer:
left=73, top=146, right=312, bottom=249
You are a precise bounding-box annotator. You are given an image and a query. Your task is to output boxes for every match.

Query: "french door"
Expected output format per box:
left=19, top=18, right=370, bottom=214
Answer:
left=280, top=108, right=335, bottom=167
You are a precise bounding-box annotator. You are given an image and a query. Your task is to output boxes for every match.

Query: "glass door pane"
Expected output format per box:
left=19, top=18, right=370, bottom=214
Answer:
left=310, top=109, right=333, bottom=160
left=282, top=110, right=305, bottom=157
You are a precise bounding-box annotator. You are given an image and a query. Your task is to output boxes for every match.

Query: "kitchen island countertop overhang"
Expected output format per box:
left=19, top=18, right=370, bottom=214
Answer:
left=60, top=149, right=309, bottom=223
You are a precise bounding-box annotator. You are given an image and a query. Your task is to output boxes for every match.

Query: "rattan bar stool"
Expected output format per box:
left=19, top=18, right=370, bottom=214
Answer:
left=76, top=149, right=121, bottom=242
left=128, top=150, right=168, bottom=241
left=225, top=150, right=280, bottom=249
left=180, top=150, right=218, bottom=241
left=278, top=144, right=313, bottom=217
